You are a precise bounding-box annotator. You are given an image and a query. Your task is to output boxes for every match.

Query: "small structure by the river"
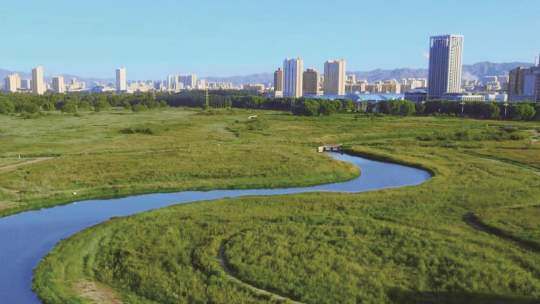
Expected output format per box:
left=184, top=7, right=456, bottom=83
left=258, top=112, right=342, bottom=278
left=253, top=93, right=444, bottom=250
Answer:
left=317, top=144, right=343, bottom=153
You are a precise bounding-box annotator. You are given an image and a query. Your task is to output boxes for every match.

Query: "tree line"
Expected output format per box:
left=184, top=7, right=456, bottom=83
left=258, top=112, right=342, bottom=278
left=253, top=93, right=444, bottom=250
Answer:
left=0, top=91, right=538, bottom=121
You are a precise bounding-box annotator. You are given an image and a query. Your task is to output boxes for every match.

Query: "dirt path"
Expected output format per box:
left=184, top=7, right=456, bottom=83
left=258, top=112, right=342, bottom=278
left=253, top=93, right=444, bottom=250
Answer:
left=463, top=212, right=540, bottom=253
left=0, top=157, right=54, bottom=173
left=74, top=280, right=122, bottom=304
left=218, top=241, right=304, bottom=304
left=464, top=151, right=540, bottom=176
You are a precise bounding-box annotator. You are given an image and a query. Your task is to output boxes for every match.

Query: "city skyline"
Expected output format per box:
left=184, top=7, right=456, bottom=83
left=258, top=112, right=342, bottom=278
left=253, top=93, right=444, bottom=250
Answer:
left=1, top=0, right=539, bottom=79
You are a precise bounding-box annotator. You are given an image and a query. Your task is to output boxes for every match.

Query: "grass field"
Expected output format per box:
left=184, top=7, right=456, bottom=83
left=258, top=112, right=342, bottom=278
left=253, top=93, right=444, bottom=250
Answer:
left=1, top=108, right=539, bottom=303
left=0, top=108, right=358, bottom=216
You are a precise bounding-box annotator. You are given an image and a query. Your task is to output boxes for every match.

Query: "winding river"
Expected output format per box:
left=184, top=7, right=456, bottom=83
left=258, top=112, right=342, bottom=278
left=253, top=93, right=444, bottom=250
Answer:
left=0, top=153, right=431, bottom=303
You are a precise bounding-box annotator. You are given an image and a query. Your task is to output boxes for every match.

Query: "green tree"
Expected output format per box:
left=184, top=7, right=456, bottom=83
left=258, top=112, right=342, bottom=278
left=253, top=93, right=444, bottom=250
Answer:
left=0, top=98, right=15, bottom=114
left=513, top=103, right=536, bottom=121
left=487, top=103, right=500, bottom=119
left=61, top=101, right=78, bottom=113
left=94, top=96, right=111, bottom=112
left=319, top=100, right=340, bottom=116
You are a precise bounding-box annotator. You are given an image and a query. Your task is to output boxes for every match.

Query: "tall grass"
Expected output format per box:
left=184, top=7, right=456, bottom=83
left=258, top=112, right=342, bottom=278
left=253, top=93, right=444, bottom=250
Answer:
left=28, top=109, right=540, bottom=303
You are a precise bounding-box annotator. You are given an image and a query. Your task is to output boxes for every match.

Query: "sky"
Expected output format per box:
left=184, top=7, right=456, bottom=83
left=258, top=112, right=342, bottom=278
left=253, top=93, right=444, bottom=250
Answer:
left=0, top=0, right=539, bottom=79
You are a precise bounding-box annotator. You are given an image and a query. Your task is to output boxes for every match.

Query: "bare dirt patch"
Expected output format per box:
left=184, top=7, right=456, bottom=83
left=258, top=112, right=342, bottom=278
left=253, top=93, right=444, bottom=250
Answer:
left=74, top=280, right=122, bottom=304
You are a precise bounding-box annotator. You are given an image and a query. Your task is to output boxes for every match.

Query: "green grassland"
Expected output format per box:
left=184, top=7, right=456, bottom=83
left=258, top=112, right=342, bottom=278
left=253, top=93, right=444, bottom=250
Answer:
left=0, top=108, right=358, bottom=216
left=1, top=108, right=539, bottom=303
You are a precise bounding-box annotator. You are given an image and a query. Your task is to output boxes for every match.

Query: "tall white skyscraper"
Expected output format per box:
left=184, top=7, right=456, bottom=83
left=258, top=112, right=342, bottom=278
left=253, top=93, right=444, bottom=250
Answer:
left=32, top=66, right=46, bottom=95
left=116, top=67, right=127, bottom=92
left=167, top=75, right=180, bottom=92
left=283, top=58, right=303, bottom=98
left=428, top=34, right=464, bottom=99
left=4, top=74, right=21, bottom=93
left=52, top=76, right=65, bottom=93
left=324, top=59, right=346, bottom=96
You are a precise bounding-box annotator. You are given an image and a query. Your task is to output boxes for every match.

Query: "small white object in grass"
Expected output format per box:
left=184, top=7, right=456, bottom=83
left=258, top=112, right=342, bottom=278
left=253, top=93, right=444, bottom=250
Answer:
left=248, top=115, right=258, bottom=120
left=73, top=192, right=77, bottom=195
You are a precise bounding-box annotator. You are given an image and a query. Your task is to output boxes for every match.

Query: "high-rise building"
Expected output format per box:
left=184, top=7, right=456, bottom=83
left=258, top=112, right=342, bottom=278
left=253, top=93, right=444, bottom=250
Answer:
left=535, top=56, right=540, bottom=102
left=535, top=70, right=540, bottom=102
left=32, top=66, right=46, bottom=95
left=116, top=67, right=127, bottom=92
left=382, top=80, right=402, bottom=94
left=283, top=58, right=303, bottom=98
left=4, top=74, right=21, bottom=93
left=52, top=76, right=65, bottom=93
left=197, top=79, right=207, bottom=90
left=167, top=75, right=181, bottom=92
left=324, top=59, right=346, bottom=96
left=303, top=68, right=320, bottom=96
left=509, top=66, right=536, bottom=98
left=274, top=68, right=284, bottom=93
left=428, top=35, right=464, bottom=99
left=180, top=74, right=197, bottom=89
left=20, top=79, right=30, bottom=90
left=508, top=67, right=525, bottom=96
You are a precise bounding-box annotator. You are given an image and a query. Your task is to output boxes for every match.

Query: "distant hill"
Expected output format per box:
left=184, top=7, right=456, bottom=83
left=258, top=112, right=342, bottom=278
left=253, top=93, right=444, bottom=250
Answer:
left=202, top=62, right=534, bottom=85
left=350, top=62, right=534, bottom=82
left=204, top=73, right=274, bottom=86
left=0, top=68, right=113, bottom=88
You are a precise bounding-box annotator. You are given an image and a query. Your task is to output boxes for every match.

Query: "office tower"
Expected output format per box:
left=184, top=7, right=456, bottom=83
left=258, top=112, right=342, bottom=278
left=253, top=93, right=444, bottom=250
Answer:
left=274, top=68, right=283, bottom=92
left=303, top=68, right=320, bottom=96
left=509, top=67, right=536, bottom=97
left=179, top=74, right=197, bottom=89
left=346, top=74, right=356, bottom=84
left=508, top=67, right=524, bottom=96
left=4, top=74, right=21, bottom=93
left=52, top=76, right=65, bottom=93
left=20, top=79, right=30, bottom=90
left=283, top=58, right=303, bottom=98
left=428, top=35, right=464, bottom=99
left=167, top=75, right=180, bottom=92
left=382, top=80, right=402, bottom=94
left=535, top=70, right=540, bottom=102
left=116, top=67, right=127, bottom=92
left=32, top=66, right=46, bottom=95
left=197, top=79, right=207, bottom=90
left=535, top=55, right=540, bottom=102
left=324, top=59, right=346, bottom=96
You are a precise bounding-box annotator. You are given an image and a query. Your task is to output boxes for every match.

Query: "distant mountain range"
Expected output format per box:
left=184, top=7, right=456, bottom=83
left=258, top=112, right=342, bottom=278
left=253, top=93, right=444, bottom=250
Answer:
left=351, top=62, right=534, bottom=82
left=1, top=62, right=534, bottom=88
left=0, top=68, right=113, bottom=88
left=204, top=62, right=534, bottom=85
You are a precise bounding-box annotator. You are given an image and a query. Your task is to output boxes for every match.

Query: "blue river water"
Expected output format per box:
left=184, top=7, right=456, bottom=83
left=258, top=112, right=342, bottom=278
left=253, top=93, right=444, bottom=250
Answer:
left=0, top=152, right=431, bottom=303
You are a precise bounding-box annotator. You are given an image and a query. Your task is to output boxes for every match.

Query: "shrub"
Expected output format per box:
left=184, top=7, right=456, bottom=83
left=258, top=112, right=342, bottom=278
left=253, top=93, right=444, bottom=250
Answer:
left=512, top=104, right=536, bottom=121
left=0, top=98, right=15, bottom=114
left=132, top=104, right=148, bottom=112
left=60, top=101, right=78, bottom=113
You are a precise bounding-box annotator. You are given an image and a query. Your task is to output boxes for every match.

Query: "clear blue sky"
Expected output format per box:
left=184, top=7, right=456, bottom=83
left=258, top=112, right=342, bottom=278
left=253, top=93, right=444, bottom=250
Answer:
left=1, top=0, right=539, bottom=79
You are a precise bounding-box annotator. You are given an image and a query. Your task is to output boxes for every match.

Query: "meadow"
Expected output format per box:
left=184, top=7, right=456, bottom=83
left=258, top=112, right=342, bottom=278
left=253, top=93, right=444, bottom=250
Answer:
left=0, top=108, right=357, bottom=216
left=1, top=108, right=539, bottom=303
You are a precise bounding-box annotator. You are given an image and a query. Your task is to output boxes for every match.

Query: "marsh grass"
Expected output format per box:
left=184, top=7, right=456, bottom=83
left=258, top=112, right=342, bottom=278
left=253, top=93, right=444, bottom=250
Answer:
left=3, top=108, right=538, bottom=303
